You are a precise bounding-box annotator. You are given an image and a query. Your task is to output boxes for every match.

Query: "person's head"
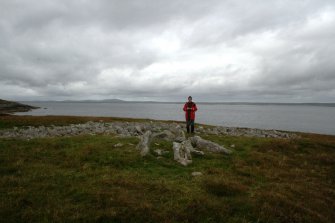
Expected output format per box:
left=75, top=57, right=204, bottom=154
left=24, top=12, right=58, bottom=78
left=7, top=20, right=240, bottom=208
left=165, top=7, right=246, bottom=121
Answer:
left=188, top=96, right=192, bottom=102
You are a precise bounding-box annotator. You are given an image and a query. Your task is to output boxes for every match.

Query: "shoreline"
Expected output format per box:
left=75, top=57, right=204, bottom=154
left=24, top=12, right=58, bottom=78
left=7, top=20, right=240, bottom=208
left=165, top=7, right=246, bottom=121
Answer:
left=0, top=99, right=39, bottom=114
left=11, top=100, right=335, bottom=136
left=3, top=114, right=335, bottom=137
left=0, top=115, right=302, bottom=139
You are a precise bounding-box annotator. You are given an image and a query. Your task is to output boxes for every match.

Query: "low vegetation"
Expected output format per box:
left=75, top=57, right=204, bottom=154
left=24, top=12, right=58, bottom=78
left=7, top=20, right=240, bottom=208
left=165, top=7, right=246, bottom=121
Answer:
left=0, top=116, right=334, bottom=222
left=0, top=115, right=184, bottom=130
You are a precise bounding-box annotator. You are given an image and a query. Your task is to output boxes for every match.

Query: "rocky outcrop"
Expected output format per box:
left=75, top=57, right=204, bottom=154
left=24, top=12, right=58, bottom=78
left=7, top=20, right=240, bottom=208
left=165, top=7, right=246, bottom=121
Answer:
left=0, top=121, right=297, bottom=139
left=0, top=99, right=38, bottom=114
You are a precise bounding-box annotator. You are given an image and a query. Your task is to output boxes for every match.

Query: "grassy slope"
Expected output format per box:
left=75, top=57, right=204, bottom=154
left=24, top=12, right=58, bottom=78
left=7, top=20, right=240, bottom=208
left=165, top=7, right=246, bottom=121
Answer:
left=0, top=115, right=184, bottom=130
left=0, top=116, right=334, bottom=223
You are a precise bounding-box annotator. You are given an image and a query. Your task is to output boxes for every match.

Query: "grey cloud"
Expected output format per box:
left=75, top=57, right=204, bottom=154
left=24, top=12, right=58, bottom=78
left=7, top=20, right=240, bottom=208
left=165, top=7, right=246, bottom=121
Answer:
left=0, top=0, right=335, bottom=102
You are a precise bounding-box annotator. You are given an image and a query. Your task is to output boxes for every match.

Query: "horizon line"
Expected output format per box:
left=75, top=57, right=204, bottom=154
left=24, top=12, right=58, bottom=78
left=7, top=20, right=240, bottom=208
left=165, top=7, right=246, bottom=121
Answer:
left=18, top=99, right=335, bottom=104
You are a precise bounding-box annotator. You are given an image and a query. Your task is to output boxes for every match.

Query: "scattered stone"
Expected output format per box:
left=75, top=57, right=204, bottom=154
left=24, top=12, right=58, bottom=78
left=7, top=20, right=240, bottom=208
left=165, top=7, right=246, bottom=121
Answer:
left=114, top=126, right=127, bottom=135
left=113, top=143, right=123, bottom=148
left=0, top=120, right=298, bottom=140
left=191, top=172, right=203, bottom=177
left=154, top=149, right=163, bottom=156
left=0, top=120, right=300, bottom=167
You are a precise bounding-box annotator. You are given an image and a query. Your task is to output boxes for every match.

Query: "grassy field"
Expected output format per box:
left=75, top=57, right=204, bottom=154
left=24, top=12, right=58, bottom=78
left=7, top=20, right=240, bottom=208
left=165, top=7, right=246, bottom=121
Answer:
left=0, top=115, right=335, bottom=222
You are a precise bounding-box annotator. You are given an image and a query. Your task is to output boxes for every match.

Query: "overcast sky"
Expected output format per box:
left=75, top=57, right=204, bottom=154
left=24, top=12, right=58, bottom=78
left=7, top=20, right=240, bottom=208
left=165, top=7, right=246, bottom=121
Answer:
left=1, top=0, right=335, bottom=102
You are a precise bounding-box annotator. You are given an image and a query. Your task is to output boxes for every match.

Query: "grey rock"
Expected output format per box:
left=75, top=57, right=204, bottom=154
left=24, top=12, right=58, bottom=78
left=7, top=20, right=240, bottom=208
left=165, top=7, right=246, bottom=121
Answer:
left=154, top=149, right=163, bottom=156
left=172, top=140, right=203, bottom=166
left=136, top=130, right=152, bottom=157
left=114, top=143, right=123, bottom=148
left=191, top=172, right=203, bottom=177
left=114, top=126, right=125, bottom=134
left=153, top=130, right=175, bottom=141
left=174, top=136, right=186, bottom=143
left=190, top=136, right=232, bottom=154
left=135, top=125, right=143, bottom=134
left=0, top=120, right=298, bottom=140
left=173, top=142, right=181, bottom=161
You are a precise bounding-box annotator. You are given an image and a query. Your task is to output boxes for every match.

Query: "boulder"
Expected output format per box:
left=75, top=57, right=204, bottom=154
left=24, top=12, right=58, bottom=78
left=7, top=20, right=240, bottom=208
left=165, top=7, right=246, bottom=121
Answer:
left=182, top=139, right=205, bottom=156
left=190, top=136, right=232, bottom=154
left=170, top=125, right=186, bottom=142
left=152, top=130, right=176, bottom=141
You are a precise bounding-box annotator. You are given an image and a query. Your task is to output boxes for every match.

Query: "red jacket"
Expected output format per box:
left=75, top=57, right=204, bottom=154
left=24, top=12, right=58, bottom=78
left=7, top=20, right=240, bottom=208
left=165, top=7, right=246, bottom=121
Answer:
left=183, top=102, right=198, bottom=121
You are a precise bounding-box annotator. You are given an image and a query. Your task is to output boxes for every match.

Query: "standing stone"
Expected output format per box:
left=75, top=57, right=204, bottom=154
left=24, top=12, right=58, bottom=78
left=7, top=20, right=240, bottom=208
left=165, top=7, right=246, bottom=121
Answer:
left=135, top=125, right=143, bottom=135
left=172, top=141, right=193, bottom=166
left=173, top=142, right=181, bottom=161
left=136, top=130, right=152, bottom=157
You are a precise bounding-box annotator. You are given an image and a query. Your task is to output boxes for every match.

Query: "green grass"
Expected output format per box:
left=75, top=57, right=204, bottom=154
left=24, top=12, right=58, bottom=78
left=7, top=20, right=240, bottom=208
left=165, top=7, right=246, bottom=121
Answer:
left=0, top=116, right=335, bottom=222
left=0, top=115, right=185, bottom=130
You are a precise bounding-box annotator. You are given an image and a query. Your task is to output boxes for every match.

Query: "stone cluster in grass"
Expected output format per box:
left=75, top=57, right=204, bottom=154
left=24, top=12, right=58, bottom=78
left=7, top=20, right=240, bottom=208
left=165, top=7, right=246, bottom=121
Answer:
left=135, top=126, right=234, bottom=165
left=0, top=120, right=299, bottom=166
left=0, top=120, right=297, bottom=139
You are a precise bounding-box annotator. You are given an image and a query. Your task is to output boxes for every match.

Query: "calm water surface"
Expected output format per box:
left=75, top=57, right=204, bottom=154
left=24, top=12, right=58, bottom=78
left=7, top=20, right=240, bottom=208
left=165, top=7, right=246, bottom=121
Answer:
left=16, top=102, right=335, bottom=135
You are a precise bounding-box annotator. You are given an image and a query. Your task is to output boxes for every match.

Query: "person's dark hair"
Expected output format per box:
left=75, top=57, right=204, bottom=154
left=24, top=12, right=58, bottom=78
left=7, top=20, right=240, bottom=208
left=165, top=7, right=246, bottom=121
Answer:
left=188, top=96, right=192, bottom=99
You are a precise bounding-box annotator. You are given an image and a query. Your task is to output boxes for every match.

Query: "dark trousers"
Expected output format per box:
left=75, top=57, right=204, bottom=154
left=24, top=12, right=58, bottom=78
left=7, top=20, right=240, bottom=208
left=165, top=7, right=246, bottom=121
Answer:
left=186, top=120, right=195, bottom=133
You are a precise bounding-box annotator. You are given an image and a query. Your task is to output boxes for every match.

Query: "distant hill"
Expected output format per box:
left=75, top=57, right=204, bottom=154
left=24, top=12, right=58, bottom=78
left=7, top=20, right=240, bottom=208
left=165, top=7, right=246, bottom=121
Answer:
left=62, top=99, right=125, bottom=103
left=0, top=99, right=39, bottom=114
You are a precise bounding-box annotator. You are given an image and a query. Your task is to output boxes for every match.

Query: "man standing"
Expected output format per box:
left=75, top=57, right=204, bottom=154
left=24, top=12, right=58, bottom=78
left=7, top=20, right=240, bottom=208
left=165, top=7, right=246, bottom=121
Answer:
left=183, top=96, right=198, bottom=133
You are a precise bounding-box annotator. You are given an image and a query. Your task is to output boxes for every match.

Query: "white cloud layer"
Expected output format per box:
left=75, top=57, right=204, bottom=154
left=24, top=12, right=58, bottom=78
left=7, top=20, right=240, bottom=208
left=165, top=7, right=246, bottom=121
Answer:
left=0, top=0, right=335, bottom=102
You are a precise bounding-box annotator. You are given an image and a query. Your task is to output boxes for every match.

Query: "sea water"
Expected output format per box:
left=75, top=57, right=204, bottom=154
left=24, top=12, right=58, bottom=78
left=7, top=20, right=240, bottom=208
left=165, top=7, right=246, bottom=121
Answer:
left=15, top=102, right=335, bottom=135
